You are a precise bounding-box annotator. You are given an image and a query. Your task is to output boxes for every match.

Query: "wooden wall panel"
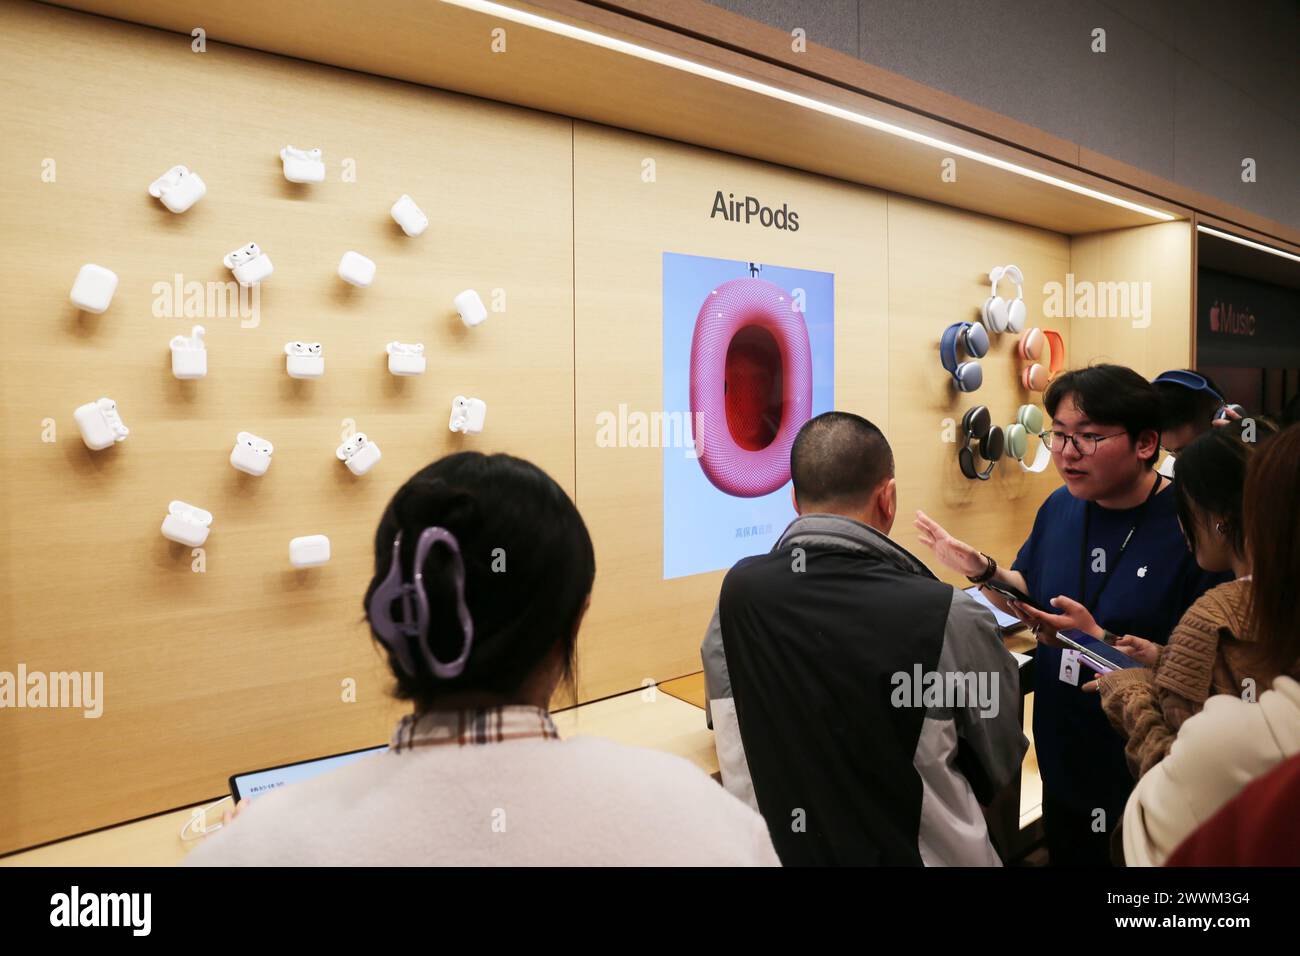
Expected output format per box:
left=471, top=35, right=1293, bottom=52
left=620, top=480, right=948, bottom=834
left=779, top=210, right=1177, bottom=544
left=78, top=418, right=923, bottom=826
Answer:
left=1069, top=222, right=1196, bottom=375
left=0, top=3, right=574, bottom=854
left=884, top=195, right=1071, bottom=587
left=572, top=121, right=890, bottom=700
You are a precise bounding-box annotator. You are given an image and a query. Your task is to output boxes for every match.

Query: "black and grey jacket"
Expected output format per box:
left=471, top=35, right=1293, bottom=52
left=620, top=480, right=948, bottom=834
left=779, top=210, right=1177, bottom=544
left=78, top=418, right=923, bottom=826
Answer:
left=701, top=513, right=1027, bottom=866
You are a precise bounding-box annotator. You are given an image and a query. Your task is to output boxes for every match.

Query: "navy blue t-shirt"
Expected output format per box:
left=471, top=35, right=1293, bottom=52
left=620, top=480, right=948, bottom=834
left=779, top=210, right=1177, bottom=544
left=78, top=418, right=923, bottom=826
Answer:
left=1012, top=481, right=1227, bottom=822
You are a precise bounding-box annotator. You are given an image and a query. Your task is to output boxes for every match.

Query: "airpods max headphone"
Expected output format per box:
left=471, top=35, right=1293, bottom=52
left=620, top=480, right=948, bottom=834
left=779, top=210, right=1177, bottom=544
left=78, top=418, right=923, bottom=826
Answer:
left=1004, top=404, right=1051, bottom=473
left=940, top=321, right=990, bottom=392
left=981, top=265, right=1027, bottom=334
left=1151, top=370, right=1245, bottom=422
left=1018, top=328, right=1064, bottom=391
left=959, top=405, right=1004, bottom=480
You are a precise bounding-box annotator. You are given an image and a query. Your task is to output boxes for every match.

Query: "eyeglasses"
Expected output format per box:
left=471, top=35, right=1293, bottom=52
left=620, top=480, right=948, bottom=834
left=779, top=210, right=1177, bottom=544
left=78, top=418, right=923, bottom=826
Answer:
left=1044, top=430, right=1128, bottom=456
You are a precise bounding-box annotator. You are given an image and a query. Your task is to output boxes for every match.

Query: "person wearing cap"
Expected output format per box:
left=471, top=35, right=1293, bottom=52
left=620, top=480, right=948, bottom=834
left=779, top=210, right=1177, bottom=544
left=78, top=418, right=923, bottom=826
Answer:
left=1151, top=369, right=1242, bottom=471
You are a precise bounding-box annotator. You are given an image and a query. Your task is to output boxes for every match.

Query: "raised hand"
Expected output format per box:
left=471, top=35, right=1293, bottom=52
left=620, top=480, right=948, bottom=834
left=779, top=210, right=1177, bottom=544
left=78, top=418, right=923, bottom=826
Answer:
left=913, top=510, right=986, bottom=578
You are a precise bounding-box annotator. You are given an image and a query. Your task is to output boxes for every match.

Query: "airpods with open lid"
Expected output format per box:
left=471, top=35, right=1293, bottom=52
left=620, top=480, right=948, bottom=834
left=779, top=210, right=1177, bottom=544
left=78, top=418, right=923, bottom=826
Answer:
left=285, top=341, right=324, bottom=379
left=280, top=145, right=324, bottom=183
left=230, top=432, right=273, bottom=476
left=74, top=398, right=129, bottom=450
left=337, top=432, right=381, bottom=476
left=149, top=165, right=206, bottom=213
left=224, top=242, right=273, bottom=287
left=161, top=501, right=213, bottom=547
left=170, top=326, right=207, bottom=379
left=449, top=396, right=487, bottom=434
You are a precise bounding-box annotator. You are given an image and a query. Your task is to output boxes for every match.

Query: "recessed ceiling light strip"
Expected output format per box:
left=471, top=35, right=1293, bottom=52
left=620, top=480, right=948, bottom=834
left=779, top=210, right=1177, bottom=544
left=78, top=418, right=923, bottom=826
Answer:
left=1197, top=225, right=1300, bottom=264
left=443, top=0, right=1176, bottom=221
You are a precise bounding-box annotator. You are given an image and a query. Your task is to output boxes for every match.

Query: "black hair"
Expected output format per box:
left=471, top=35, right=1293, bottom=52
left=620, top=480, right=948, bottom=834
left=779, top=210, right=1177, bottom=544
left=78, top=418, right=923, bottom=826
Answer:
left=1176, top=417, right=1280, bottom=557
left=363, top=452, right=595, bottom=711
left=790, top=411, right=894, bottom=509
left=1153, top=369, right=1227, bottom=431
left=1172, top=428, right=1251, bottom=559
left=1044, top=364, right=1160, bottom=470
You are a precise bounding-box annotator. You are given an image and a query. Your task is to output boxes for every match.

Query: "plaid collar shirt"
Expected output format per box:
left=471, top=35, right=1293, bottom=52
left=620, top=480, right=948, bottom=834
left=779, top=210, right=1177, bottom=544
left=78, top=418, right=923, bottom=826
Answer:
left=390, top=705, right=560, bottom=753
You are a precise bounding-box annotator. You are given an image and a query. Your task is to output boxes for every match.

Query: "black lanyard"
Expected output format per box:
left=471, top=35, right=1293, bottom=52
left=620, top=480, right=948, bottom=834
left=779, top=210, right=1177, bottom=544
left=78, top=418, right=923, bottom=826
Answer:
left=1078, top=473, right=1164, bottom=612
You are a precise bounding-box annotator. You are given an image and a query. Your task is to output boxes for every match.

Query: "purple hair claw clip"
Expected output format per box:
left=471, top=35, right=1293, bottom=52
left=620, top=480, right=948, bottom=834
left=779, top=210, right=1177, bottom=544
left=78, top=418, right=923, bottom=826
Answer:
left=368, top=527, right=475, bottom=679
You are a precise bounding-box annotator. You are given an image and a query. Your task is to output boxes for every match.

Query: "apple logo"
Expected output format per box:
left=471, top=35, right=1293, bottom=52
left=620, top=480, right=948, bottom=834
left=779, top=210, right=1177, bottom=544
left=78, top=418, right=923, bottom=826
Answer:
left=1137, top=565, right=1148, bottom=578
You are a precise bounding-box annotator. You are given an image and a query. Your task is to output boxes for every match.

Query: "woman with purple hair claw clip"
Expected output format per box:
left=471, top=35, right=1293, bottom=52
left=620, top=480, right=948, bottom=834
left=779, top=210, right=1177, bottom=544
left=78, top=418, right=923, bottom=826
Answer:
left=186, top=452, right=778, bottom=867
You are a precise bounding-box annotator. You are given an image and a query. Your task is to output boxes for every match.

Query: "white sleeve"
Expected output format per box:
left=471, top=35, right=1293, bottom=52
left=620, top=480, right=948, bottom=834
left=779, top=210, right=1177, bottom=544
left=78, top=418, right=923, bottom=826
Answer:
left=1122, top=692, right=1278, bottom=866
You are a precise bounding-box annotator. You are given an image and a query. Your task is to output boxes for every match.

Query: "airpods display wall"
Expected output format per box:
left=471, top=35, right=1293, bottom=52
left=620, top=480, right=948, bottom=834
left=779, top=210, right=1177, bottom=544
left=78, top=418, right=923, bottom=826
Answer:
left=1, top=1, right=1197, bottom=859
left=688, top=276, right=812, bottom=498
left=1, top=4, right=579, bottom=857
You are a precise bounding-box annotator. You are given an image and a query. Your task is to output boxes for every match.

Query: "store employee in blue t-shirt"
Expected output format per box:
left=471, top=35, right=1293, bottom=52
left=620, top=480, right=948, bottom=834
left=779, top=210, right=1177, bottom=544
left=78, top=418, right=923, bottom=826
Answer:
left=915, top=364, right=1226, bottom=866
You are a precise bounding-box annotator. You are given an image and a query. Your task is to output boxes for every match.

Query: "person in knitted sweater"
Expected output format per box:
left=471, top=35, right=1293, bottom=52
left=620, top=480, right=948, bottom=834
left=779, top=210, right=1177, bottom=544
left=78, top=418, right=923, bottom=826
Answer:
left=1121, top=424, right=1300, bottom=865
left=1096, top=576, right=1256, bottom=778
left=1014, top=426, right=1274, bottom=779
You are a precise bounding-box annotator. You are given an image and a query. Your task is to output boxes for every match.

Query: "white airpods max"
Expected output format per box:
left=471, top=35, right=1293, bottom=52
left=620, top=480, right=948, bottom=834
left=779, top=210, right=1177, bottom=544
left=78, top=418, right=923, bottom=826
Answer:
left=386, top=341, right=426, bottom=376
left=70, top=264, right=118, bottom=314
left=161, top=500, right=212, bottom=547
left=337, top=432, right=381, bottom=476
left=285, top=341, right=324, bottom=379
left=230, top=431, right=274, bottom=476
left=454, top=289, right=488, bottom=327
left=148, top=165, right=206, bottom=213
left=289, top=534, right=331, bottom=568
left=169, top=325, right=207, bottom=379
left=74, top=398, right=129, bottom=450
left=338, top=251, right=376, bottom=288
left=391, top=194, right=428, bottom=237
left=280, top=145, right=324, bottom=183
left=224, top=242, right=273, bottom=287
left=449, top=396, right=487, bottom=434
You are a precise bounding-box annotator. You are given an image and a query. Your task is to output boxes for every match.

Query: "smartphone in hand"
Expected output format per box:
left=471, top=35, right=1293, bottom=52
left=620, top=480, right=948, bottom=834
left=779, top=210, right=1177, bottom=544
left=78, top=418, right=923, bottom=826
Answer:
left=981, top=580, right=1052, bottom=614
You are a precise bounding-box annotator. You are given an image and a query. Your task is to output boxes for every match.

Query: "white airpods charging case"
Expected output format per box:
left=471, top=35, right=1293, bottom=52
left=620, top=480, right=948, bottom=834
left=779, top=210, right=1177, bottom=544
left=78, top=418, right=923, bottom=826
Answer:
left=149, top=165, right=207, bottom=213
left=161, top=501, right=213, bottom=547
left=337, top=433, right=381, bottom=476
left=449, top=396, right=487, bottom=434
left=454, top=289, right=488, bottom=327
left=285, top=342, right=324, bottom=379
left=230, top=432, right=274, bottom=476
left=386, top=342, right=426, bottom=376
left=74, top=398, right=129, bottom=450
left=289, top=535, right=331, bottom=568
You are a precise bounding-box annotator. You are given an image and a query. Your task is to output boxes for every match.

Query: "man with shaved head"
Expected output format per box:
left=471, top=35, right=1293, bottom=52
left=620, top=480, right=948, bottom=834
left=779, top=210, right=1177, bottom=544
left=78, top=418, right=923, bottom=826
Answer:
left=701, top=411, right=1027, bottom=866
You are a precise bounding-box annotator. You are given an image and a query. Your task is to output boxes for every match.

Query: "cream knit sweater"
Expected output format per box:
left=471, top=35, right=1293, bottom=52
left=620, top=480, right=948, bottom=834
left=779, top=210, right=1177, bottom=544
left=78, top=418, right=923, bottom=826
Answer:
left=1122, top=676, right=1300, bottom=866
left=184, top=735, right=781, bottom=867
